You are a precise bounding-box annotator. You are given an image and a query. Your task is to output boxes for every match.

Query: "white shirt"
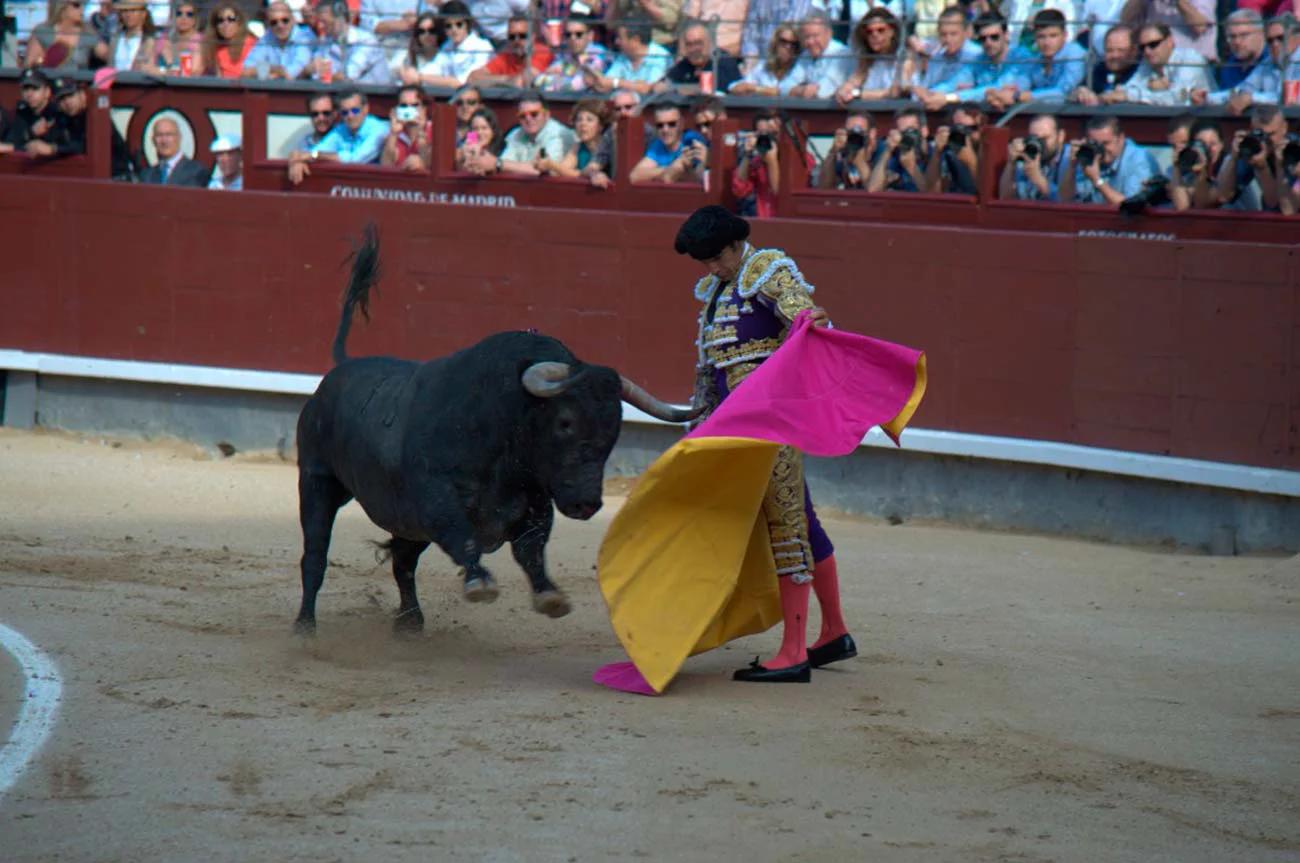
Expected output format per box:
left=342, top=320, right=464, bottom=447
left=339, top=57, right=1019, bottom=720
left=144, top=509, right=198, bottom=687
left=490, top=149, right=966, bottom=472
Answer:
left=428, top=32, right=494, bottom=83
left=113, top=33, right=143, bottom=70
left=8, top=0, right=46, bottom=42
left=462, top=0, right=529, bottom=42
left=790, top=38, right=856, bottom=98
left=1081, top=0, right=1125, bottom=55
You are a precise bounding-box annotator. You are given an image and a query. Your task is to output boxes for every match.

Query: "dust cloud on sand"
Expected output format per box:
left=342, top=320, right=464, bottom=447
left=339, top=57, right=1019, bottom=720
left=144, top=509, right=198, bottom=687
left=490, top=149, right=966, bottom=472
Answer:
left=1, top=428, right=1297, bottom=862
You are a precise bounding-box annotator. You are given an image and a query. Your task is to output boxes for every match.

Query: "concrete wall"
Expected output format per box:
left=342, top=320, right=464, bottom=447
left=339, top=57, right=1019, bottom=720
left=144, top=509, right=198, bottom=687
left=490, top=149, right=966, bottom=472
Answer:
left=12, top=374, right=1298, bottom=554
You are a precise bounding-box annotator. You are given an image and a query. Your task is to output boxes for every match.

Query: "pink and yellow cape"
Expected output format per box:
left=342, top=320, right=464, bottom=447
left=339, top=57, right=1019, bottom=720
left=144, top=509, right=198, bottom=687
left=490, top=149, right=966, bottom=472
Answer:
left=594, top=312, right=927, bottom=695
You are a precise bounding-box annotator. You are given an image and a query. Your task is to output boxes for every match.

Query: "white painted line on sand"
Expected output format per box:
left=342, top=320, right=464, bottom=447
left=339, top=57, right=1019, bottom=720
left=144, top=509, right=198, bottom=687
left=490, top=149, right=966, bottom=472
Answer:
left=0, top=623, right=63, bottom=800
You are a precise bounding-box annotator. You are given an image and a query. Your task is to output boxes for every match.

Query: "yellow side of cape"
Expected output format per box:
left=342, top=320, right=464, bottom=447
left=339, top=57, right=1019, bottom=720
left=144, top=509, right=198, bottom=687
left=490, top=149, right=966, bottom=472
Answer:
left=597, top=436, right=784, bottom=693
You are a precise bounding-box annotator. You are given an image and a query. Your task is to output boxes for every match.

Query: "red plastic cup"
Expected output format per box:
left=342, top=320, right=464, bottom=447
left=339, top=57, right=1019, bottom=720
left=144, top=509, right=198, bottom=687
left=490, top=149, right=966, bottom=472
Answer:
left=699, top=70, right=715, bottom=94
left=320, top=57, right=333, bottom=84
left=1285, top=80, right=1300, bottom=106
left=545, top=19, right=562, bottom=47
left=179, top=52, right=192, bottom=76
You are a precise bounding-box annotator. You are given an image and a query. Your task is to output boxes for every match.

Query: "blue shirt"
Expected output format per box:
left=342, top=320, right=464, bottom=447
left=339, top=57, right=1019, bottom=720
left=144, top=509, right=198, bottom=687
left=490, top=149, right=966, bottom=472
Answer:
left=920, top=41, right=983, bottom=91
left=1012, top=143, right=1070, bottom=201
left=646, top=130, right=707, bottom=168
left=1207, top=53, right=1291, bottom=106
left=315, top=114, right=388, bottom=164
left=789, top=39, right=856, bottom=98
left=1069, top=139, right=1160, bottom=203
left=936, top=44, right=1036, bottom=93
left=873, top=139, right=932, bottom=193
left=1021, top=42, right=1087, bottom=101
left=244, top=26, right=316, bottom=79
left=606, top=43, right=674, bottom=85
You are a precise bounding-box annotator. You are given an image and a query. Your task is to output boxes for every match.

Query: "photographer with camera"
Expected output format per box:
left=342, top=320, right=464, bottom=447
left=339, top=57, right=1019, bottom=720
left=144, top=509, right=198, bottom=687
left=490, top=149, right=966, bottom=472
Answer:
left=1216, top=103, right=1291, bottom=211
left=925, top=102, right=983, bottom=195
left=1058, top=115, right=1160, bottom=206
left=998, top=113, right=1070, bottom=201
left=1277, top=137, right=1300, bottom=215
left=817, top=111, right=876, bottom=190
left=731, top=109, right=783, bottom=218
left=867, top=106, right=931, bottom=193
left=1166, top=116, right=1225, bottom=210
left=629, top=103, right=708, bottom=185
left=381, top=85, right=432, bottom=172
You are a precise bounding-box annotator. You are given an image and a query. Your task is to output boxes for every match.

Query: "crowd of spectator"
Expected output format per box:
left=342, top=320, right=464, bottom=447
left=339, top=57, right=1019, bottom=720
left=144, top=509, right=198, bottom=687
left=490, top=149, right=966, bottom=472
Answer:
left=1, top=0, right=1298, bottom=211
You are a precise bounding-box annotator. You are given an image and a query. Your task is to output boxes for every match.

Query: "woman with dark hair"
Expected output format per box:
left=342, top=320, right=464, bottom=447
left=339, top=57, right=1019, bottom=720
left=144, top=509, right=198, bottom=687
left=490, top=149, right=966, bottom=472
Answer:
left=155, top=0, right=205, bottom=75
left=420, top=0, right=494, bottom=89
left=834, top=7, right=902, bottom=105
left=729, top=21, right=801, bottom=97
left=25, top=0, right=99, bottom=69
left=203, top=2, right=256, bottom=78
left=393, top=11, right=443, bottom=85
left=536, top=98, right=615, bottom=188
left=93, top=0, right=158, bottom=71
left=455, top=106, right=504, bottom=171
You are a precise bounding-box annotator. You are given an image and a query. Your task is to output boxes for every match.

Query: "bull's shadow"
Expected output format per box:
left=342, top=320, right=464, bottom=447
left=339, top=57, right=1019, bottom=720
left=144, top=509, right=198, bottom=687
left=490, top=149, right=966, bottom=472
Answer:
left=293, top=225, right=697, bottom=638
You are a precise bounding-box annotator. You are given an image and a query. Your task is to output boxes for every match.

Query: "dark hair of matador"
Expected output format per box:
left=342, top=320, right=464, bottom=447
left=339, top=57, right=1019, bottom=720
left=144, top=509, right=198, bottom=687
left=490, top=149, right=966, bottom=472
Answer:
left=674, top=206, right=751, bottom=260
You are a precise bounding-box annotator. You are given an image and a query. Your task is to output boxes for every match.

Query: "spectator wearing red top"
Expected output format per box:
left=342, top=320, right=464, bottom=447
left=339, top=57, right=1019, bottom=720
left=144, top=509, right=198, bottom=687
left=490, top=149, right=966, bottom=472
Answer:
left=731, top=109, right=783, bottom=218
left=1235, top=0, right=1300, bottom=23
left=468, top=15, right=554, bottom=88
left=381, top=85, right=432, bottom=171
left=202, top=3, right=257, bottom=78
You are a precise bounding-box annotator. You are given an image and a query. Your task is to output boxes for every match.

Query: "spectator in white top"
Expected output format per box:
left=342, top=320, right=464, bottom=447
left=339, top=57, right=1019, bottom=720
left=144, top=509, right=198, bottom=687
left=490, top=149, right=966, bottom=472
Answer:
left=1119, top=0, right=1217, bottom=62
left=418, top=1, right=494, bottom=88
left=309, top=0, right=391, bottom=84
left=392, top=11, right=442, bottom=84
left=729, top=22, right=803, bottom=97
left=789, top=10, right=856, bottom=99
left=208, top=134, right=243, bottom=190
left=467, top=0, right=530, bottom=43
left=361, top=0, right=418, bottom=56
left=1121, top=22, right=1212, bottom=104
left=834, top=8, right=903, bottom=105
left=93, top=0, right=156, bottom=71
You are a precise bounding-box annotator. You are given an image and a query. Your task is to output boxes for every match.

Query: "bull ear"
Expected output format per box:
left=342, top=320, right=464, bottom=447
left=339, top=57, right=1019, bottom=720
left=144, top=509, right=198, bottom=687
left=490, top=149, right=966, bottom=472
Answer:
left=620, top=376, right=703, bottom=424
left=521, top=362, right=575, bottom=398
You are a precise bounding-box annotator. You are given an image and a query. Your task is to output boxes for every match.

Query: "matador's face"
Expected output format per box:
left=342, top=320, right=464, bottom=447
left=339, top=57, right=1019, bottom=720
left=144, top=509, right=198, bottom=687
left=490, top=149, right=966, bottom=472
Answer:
left=700, top=241, right=746, bottom=283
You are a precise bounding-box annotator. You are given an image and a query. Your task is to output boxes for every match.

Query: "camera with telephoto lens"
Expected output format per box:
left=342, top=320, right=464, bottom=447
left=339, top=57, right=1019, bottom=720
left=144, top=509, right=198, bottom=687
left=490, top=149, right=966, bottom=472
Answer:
left=1280, top=134, right=1300, bottom=174
left=1238, top=128, right=1268, bottom=159
left=1176, top=140, right=1210, bottom=182
left=897, top=127, right=923, bottom=154
left=1075, top=139, right=1101, bottom=168
left=753, top=133, right=774, bottom=155
left=845, top=129, right=867, bottom=156
left=946, top=124, right=973, bottom=153
left=1018, top=134, right=1044, bottom=162
left=1118, top=175, right=1170, bottom=216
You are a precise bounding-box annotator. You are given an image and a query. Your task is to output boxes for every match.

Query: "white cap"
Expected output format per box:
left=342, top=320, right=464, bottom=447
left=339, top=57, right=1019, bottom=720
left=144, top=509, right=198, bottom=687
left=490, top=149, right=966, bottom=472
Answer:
left=211, top=134, right=242, bottom=154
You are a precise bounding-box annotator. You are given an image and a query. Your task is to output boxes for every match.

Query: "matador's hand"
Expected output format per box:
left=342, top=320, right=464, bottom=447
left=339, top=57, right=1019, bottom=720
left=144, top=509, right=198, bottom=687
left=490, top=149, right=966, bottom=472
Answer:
left=808, top=306, right=831, bottom=328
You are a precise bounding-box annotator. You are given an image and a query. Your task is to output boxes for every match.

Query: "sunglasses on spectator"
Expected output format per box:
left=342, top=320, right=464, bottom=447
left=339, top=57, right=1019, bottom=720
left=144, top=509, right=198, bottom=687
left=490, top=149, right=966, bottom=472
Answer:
left=343, top=106, right=364, bottom=116
left=175, top=8, right=195, bottom=15
left=455, top=97, right=480, bottom=106
left=655, top=121, right=678, bottom=129
left=863, top=25, right=890, bottom=35
left=269, top=16, right=291, bottom=24
left=217, top=14, right=239, bottom=23
left=565, top=29, right=587, bottom=39
left=399, top=101, right=421, bottom=108
left=445, top=19, right=468, bottom=29
left=1267, top=34, right=1286, bottom=44
left=614, top=103, right=636, bottom=112
left=519, top=109, right=543, bottom=119
left=310, top=109, right=335, bottom=117
left=507, top=32, right=529, bottom=41
left=976, top=32, right=1001, bottom=42
left=777, top=37, right=799, bottom=46
left=418, top=26, right=437, bottom=34
left=1139, top=37, right=1165, bottom=50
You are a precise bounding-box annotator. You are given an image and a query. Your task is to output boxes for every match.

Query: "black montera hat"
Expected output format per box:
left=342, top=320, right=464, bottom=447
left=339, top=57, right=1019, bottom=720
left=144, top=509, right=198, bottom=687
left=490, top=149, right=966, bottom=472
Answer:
left=674, top=206, right=750, bottom=261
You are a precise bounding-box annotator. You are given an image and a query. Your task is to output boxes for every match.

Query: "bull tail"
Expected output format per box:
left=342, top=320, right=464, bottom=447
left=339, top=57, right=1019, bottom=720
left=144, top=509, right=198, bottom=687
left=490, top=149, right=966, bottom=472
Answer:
left=332, top=223, right=382, bottom=366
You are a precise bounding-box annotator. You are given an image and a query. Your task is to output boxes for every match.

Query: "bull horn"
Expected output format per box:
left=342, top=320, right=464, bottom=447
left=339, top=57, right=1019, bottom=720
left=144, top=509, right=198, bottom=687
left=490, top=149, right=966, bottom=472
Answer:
left=522, top=362, right=575, bottom=398
left=620, top=376, right=703, bottom=424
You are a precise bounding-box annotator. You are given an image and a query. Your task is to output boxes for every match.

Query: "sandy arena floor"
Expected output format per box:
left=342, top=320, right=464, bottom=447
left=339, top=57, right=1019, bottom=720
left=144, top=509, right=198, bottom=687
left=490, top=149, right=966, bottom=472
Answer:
left=0, top=427, right=1297, bottom=863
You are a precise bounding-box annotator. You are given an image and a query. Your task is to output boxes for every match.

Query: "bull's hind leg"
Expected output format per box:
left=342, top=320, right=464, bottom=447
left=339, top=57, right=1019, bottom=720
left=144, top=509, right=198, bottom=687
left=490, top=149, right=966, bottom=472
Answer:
left=388, top=537, right=429, bottom=634
left=511, top=499, right=570, bottom=619
left=295, top=470, right=353, bottom=635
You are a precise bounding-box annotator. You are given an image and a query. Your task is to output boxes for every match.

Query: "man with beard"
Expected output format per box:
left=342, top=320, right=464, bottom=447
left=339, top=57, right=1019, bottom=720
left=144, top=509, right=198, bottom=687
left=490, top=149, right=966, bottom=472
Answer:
left=999, top=113, right=1070, bottom=201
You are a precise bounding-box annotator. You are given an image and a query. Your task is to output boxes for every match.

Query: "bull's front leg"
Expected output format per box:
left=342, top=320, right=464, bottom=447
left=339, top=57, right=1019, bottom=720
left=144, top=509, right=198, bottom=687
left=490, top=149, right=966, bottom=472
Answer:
left=510, top=499, right=570, bottom=618
left=422, top=489, right=499, bottom=604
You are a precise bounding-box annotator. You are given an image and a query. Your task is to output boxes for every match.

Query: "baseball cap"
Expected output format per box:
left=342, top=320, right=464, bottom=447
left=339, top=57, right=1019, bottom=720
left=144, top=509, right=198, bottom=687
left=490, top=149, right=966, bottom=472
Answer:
left=210, top=134, right=243, bottom=153
left=19, top=68, right=51, bottom=90
left=52, top=77, right=80, bottom=99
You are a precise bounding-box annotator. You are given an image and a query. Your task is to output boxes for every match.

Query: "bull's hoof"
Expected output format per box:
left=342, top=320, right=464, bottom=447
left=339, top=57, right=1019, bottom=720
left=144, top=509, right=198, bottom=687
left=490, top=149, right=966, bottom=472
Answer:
left=532, top=590, right=571, bottom=619
left=463, top=577, right=499, bottom=603
left=393, top=607, right=425, bottom=635
left=293, top=617, right=317, bottom=637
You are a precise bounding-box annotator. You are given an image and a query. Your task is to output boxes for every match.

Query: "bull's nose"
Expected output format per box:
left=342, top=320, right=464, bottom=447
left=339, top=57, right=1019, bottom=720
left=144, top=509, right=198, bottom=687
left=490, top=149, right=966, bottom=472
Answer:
left=569, top=501, right=602, bottom=520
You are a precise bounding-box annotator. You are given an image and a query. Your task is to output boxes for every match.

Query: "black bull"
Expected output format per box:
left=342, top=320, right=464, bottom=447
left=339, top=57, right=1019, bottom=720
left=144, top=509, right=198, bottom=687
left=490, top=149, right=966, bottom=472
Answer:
left=294, top=227, right=696, bottom=634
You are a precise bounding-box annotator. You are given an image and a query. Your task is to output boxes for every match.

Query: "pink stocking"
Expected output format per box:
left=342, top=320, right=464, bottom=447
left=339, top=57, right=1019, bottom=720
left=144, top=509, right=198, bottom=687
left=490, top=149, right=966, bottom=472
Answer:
left=811, top=554, right=849, bottom=649
left=762, top=576, right=810, bottom=669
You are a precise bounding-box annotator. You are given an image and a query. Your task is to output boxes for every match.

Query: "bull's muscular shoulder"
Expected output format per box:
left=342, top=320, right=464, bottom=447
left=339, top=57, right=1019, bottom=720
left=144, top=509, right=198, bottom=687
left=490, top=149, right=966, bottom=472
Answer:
left=736, top=248, right=816, bottom=320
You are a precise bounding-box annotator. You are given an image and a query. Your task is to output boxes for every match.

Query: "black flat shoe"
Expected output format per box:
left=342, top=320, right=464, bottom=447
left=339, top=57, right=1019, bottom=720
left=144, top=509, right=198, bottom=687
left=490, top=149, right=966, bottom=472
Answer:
left=732, top=657, right=811, bottom=683
left=808, top=634, right=857, bottom=669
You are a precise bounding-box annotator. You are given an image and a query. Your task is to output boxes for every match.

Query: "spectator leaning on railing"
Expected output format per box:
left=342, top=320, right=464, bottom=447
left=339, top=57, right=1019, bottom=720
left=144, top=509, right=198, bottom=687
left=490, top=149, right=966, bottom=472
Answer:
left=1167, top=115, right=1226, bottom=209
left=662, top=20, right=743, bottom=94
left=0, top=68, right=58, bottom=155
left=1005, top=9, right=1088, bottom=104
left=729, top=21, right=802, bottom=97
left=588, top=16, right=675, bottom=94
left=287, top=88, right=389, bottom=184
left=945, top=13, right=1035, bottom=108
left=999, top=112, right=1071, bottom=201
left=201, top=3, right=256, bottom=78
left=535, top=97, right=615, bottom=188
left=629, top=101, right=707, bottom=184
left=1119, top=0, right=1218, bottom=62
left=391, top=11, right=442, bottom=85
left=910, top=5, right=984, bottom=110
left=154, top=0, right=205, bottom=76
left=43, top=76, right=134, bottom=177
left=1121, top=22, right=1212, bottom=104
left=1196, top=14, right=1300, bottom=114
left=816, top=110, right=875, bottom=190
left=416, top=2, right=493, bottom=89
left=833, top=8, right=903, bottom=104
left=311, top=0, right=390, bottom=85
left=140, top=116, right=209, bottom=186
left=1072, top=24, right=1139, bottom=103
left=1216, top=103, right=1294, bottom=211
left=788, top=10, right=854, bottom=100
left=456, top=106, right=505, bottom=171
left=208, top=134, right=242, bottom=190
left=1058, top=114, right=1160, bottom=205
left=473, top=92, right=575, bottom=177
left=25, top=0, right=98, bottom=69
left=1211, top=10, right=1267, bottom=95
left=867, top=105, right=931, bottom=193
left=380, top=84, right=432, bottom=171
left=295, top=92, right=339, bottom=152
left=243, top=1, right=315, bottom=80
left=467, top=14, right=554, bottom=88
